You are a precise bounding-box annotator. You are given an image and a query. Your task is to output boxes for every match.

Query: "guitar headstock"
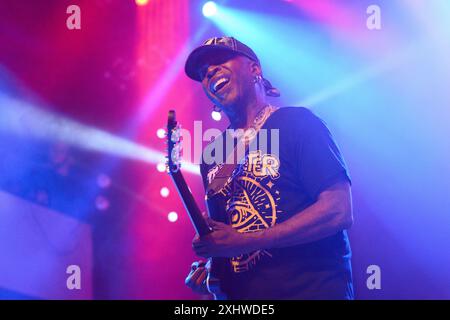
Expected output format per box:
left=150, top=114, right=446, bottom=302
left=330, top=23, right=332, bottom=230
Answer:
left=166, top=110, right=182, bottom=173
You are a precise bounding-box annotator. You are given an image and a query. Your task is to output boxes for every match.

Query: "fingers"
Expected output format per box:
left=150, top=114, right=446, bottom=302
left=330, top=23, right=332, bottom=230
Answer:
left=191, top=261, right=199, bottom=271
left=190, top=260, right=206, bottom=271
left=185, top=265, right=203, bottom=285
left=185, top=264, right=209, bottom=294
left=190, top=267, right=205, bottom=283
left=194, top=267, right=207, bottom=287
left=185, top=267, right=203, bottom=288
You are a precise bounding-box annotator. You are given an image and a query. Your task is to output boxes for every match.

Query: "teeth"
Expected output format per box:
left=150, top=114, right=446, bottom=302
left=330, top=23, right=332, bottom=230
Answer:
left=213, top=77, right=229, bottom=92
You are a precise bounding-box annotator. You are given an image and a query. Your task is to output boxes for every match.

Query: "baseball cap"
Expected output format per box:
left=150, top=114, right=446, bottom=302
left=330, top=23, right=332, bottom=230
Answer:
left=185, top=36, right=280, bottom=97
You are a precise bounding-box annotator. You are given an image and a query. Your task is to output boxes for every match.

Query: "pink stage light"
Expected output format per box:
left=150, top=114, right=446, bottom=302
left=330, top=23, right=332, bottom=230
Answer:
left=167, top=211, right=178, bottom=222
left=135, top=0, right=150, bottom=6
left=160, top=187, right=170, bottom=198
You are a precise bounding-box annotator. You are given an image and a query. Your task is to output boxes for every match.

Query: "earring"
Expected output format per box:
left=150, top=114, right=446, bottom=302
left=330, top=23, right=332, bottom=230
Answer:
left=253, top=75, right=262, bottom=83
left=213, top=105, right=222, bottom=113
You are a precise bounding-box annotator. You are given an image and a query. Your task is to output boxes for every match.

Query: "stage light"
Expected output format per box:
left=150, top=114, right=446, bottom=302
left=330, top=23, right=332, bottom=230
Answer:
left=160, top=187, right=170, bottom=198
left=135, top=0, right=149, bottom=6
left=97, top=174, right=112, bottom=189
left=156, top=128, right=166, bottom=139
left=168, top=211, right=178, bottom=222
left=211, top=110, right=222, bottom=121
left=157, top=162, right=166, bottom=172
left=0, top=93, right=201, bottom=175
left=95, top=195, right=110, bottom=211
left=202, top=1, right=217, bottom=18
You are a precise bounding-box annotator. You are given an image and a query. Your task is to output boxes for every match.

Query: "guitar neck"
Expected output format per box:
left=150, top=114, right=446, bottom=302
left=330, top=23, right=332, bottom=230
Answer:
left=170, top=170, right=212, bottom=236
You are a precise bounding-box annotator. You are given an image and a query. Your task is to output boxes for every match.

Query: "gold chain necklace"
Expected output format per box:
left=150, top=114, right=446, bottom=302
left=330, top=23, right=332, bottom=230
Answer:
left=242, top=104, right=279, bottom=142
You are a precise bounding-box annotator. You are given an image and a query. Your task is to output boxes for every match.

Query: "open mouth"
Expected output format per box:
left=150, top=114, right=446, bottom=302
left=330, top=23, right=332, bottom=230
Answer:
left=210, top=76, right=230, bottom=94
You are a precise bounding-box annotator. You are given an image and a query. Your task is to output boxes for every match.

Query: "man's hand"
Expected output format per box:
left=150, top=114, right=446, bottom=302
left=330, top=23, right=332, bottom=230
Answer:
left=185, top=261, right=210, bottom=294
left=192, top=218, right=254, bottom=258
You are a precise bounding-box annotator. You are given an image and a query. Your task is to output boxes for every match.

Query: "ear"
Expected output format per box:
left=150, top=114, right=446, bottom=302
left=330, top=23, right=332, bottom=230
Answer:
left=249, top=60, right=262, bottom=77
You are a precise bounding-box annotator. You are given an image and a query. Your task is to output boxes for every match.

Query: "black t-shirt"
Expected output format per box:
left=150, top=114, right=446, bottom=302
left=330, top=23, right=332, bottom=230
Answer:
left=200, top=107, right=354, bottom=300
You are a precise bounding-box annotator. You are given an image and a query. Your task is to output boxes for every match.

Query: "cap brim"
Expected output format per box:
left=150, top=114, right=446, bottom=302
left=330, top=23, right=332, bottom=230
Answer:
left=185, top=45, right=243, bottom=81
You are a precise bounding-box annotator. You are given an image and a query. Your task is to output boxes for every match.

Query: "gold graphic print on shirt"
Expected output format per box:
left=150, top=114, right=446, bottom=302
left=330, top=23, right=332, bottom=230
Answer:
left=219, top=150, right=282, bottom=273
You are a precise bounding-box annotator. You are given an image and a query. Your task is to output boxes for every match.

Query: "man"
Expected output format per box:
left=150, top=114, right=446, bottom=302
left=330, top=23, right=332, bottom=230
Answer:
left=184, top=36, right=354, bottom=299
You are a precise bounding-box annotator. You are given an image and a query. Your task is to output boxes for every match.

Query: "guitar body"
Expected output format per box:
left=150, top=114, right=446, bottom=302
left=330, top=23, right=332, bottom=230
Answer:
left=166, top=110, right=229, bottom=300
left=205, top=194, right=230, bottom=300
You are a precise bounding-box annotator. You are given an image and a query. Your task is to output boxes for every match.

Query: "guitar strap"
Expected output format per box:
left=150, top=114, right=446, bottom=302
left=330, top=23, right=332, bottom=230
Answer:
left=206, top=104, right=279, bottom=198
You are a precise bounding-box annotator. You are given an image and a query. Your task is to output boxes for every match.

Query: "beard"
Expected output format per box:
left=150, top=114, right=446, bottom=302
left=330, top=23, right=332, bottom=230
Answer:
left=219, top=80, right=254, bottom=117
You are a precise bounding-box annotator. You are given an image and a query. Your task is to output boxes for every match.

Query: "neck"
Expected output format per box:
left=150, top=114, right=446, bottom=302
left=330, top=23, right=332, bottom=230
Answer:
left=226, top=96, right=267, bottom=129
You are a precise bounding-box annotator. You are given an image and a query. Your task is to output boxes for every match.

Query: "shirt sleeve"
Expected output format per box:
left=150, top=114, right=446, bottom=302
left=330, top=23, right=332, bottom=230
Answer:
left=296, top=110, right=351, bottom=200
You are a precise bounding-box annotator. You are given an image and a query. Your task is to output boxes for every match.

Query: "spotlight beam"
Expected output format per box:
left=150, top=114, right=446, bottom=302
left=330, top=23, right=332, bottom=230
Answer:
left=0, top=93, right=200, bottom=175
left=299, top=42, right=421, bottom=107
